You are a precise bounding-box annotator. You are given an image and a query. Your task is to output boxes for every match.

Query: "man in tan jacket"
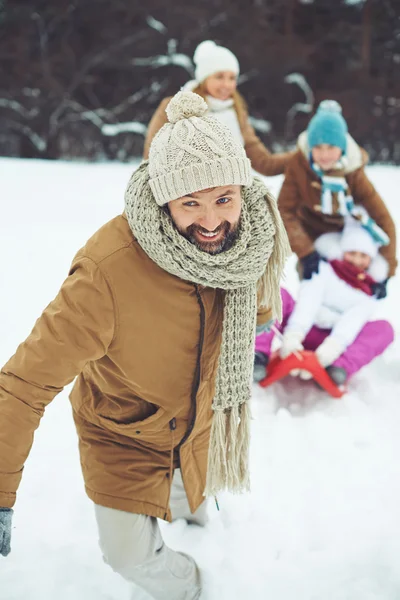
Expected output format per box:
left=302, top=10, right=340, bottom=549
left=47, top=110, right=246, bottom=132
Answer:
left=0, top=91, right=290, bottom=600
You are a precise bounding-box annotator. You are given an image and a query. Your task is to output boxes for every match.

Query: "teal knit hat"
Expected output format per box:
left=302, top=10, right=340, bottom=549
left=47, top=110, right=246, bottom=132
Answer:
left=307, top=100, right=348, bottom=154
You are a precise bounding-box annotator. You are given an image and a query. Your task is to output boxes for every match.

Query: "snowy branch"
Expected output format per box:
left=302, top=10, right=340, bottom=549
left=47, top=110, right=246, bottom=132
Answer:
left=0, top=98, right=39, bottom=119
left=249, top=116, right=271, bottom=134
left=238, top=69, right=259, bottom=85
left=131, top=51, right=193, bottom=73
left=102, top=122, right=146, bottom=137
left=146, top=16, right=167, bottom=34
left=49, top=31, right=149, bottom=134
left=107, top=86, right=155, bottom=117
left=63, top=102, right=106, bottom=129
left=284, top=73, right=314, bottom=138
left=32, top=12, right=52, bottom=81
left=56, top=94, right=150, bottom=139
left=7, top=120, right=47, bottom=152
left=22, top=88, right=41, bottom=98
left=131, top=38, right=193, bottom=74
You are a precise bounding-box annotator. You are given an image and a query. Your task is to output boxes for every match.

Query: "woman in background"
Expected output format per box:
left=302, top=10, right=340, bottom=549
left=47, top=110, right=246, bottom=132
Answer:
left=143, top=40, right=294, bottom=176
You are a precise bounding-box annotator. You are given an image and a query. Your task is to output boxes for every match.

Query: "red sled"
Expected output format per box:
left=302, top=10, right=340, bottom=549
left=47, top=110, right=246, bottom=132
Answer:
left=259, top=350, right=345, bottom=399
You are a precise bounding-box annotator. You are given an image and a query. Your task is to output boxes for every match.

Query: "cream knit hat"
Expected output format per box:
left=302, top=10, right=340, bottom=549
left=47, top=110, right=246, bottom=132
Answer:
left=148, top=91, right=252, bottom=206
left=194, top=40, right=239, bottom=83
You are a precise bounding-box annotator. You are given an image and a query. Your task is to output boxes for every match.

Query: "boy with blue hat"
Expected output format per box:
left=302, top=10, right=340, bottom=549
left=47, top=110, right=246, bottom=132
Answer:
left=278, top=100, right=397, bottom=296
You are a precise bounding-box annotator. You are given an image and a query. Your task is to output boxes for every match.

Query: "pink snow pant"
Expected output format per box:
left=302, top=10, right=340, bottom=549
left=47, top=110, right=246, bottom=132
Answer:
left=255, top=288, right=394, bottom=378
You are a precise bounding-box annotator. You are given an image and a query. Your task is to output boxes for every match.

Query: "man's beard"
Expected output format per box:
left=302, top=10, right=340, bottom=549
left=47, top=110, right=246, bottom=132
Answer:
left=181, top=220, right=240, bottom=255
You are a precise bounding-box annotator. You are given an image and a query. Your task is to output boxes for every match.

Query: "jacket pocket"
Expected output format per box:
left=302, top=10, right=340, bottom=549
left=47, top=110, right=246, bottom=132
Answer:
left=93, top=404, right=173, bottom=444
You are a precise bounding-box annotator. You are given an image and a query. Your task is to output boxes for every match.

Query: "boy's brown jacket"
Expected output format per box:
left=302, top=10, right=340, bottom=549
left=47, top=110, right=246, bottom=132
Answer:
left=278, top=133, right=397, bottom=277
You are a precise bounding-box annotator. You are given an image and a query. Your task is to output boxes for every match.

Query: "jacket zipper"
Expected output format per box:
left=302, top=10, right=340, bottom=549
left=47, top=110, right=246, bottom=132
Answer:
left=178, top=284, right=205, bottom=450
left=163, top=417, right=177, bottom=520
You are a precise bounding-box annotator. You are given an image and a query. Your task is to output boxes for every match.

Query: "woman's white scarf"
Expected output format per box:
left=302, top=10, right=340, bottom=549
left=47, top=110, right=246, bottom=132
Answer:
left=125, top=162, right=290, bottom=496
left=206, top=95, right=244, bottom=145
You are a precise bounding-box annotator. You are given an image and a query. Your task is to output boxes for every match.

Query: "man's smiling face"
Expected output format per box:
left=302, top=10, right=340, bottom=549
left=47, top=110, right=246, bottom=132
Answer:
left=168, top=185, right=242, bottom=255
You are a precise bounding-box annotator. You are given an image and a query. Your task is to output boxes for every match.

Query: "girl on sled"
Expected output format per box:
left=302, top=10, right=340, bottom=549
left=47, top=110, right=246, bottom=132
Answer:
left=254, top=213, right=395, bottom=385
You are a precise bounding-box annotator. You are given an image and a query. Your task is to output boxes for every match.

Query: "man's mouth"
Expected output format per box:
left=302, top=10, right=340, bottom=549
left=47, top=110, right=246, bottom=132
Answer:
left=196, top=229, right=221, bottom=239
left=182, top=220, right=238, bottom=255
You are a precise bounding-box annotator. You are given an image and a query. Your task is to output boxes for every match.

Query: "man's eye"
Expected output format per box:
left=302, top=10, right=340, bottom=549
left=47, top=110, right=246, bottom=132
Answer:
left=217, top=197, right=230, bottom=205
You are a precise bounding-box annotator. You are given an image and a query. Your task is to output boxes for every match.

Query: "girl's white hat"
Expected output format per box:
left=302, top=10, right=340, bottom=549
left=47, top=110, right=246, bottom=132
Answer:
left=314, top=216, right=389, bottom=282
left=340, top=217, right=379, bottom=259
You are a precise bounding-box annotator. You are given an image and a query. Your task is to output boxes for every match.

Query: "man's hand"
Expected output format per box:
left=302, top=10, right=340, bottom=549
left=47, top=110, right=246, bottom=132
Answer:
left=371, top=279, right=388, bottom=300
left=300, top=251, right=321, bottom=280
left=0, top=508, right=13, bottom=557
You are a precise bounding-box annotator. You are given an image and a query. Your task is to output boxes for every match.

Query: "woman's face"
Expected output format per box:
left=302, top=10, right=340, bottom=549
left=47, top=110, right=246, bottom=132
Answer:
left=204, top=71, right=237, bottom=101
left=311, top=144, right=343, bottom=171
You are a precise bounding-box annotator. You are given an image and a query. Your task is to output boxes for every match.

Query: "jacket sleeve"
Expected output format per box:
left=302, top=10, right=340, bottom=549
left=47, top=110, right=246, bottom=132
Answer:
left=241, top=110, right=295, bottom=176
left=0, top=255, right=116, bottom=508
left=349, top=168, right=397, bottom=277
left=285, top=265, right=327, bottom=337
left=330, top=297, right=377, bottom=348
left=278, top=158, right=315, bottom=258
left=143, top=97, right=171, bottom=159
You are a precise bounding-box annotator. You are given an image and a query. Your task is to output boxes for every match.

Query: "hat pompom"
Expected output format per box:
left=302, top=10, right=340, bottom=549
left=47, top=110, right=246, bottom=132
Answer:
left=165, top=91, right=208, bottom=124
left=193, top=40, right=217, bottom=64
left=318, top=99, right=343, bottom=114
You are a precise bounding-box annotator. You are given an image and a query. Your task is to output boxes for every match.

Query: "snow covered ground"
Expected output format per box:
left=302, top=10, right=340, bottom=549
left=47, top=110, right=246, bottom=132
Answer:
left=1, top=158, right=400, bottom=600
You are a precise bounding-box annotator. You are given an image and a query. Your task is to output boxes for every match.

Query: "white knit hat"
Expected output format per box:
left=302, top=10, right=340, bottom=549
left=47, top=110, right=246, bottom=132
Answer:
left=340, top=217, right=379, bottom=259
left=148, top=91, right=252, bottom=206
left=193, top=40, right=239, bottom=83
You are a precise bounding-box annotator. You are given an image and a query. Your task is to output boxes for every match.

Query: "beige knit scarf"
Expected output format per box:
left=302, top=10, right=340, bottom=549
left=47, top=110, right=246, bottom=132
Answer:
left=125, top=162, right=290, bottom=497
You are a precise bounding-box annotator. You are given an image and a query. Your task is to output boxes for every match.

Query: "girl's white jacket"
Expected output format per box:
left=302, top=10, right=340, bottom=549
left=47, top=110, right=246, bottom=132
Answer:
left=286, top=261, right=377, bottom=348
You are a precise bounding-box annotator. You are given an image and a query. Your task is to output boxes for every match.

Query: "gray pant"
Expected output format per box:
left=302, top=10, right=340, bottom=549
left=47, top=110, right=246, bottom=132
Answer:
left=94, top=470, right=206, bottom=600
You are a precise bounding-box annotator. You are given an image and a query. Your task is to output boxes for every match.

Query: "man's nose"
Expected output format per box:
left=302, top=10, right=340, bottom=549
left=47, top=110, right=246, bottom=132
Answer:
left=198, top=210, right=221, bottom=231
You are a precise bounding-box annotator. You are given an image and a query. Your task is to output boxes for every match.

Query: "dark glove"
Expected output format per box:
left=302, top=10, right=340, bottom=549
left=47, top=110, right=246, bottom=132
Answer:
left=253, top=351, right=269, bottom=383
left=0, top=508, right=13, bottom=557
left=371, top=279, right=388, bottom=300
left=300, top=251, right=321, bottom=280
